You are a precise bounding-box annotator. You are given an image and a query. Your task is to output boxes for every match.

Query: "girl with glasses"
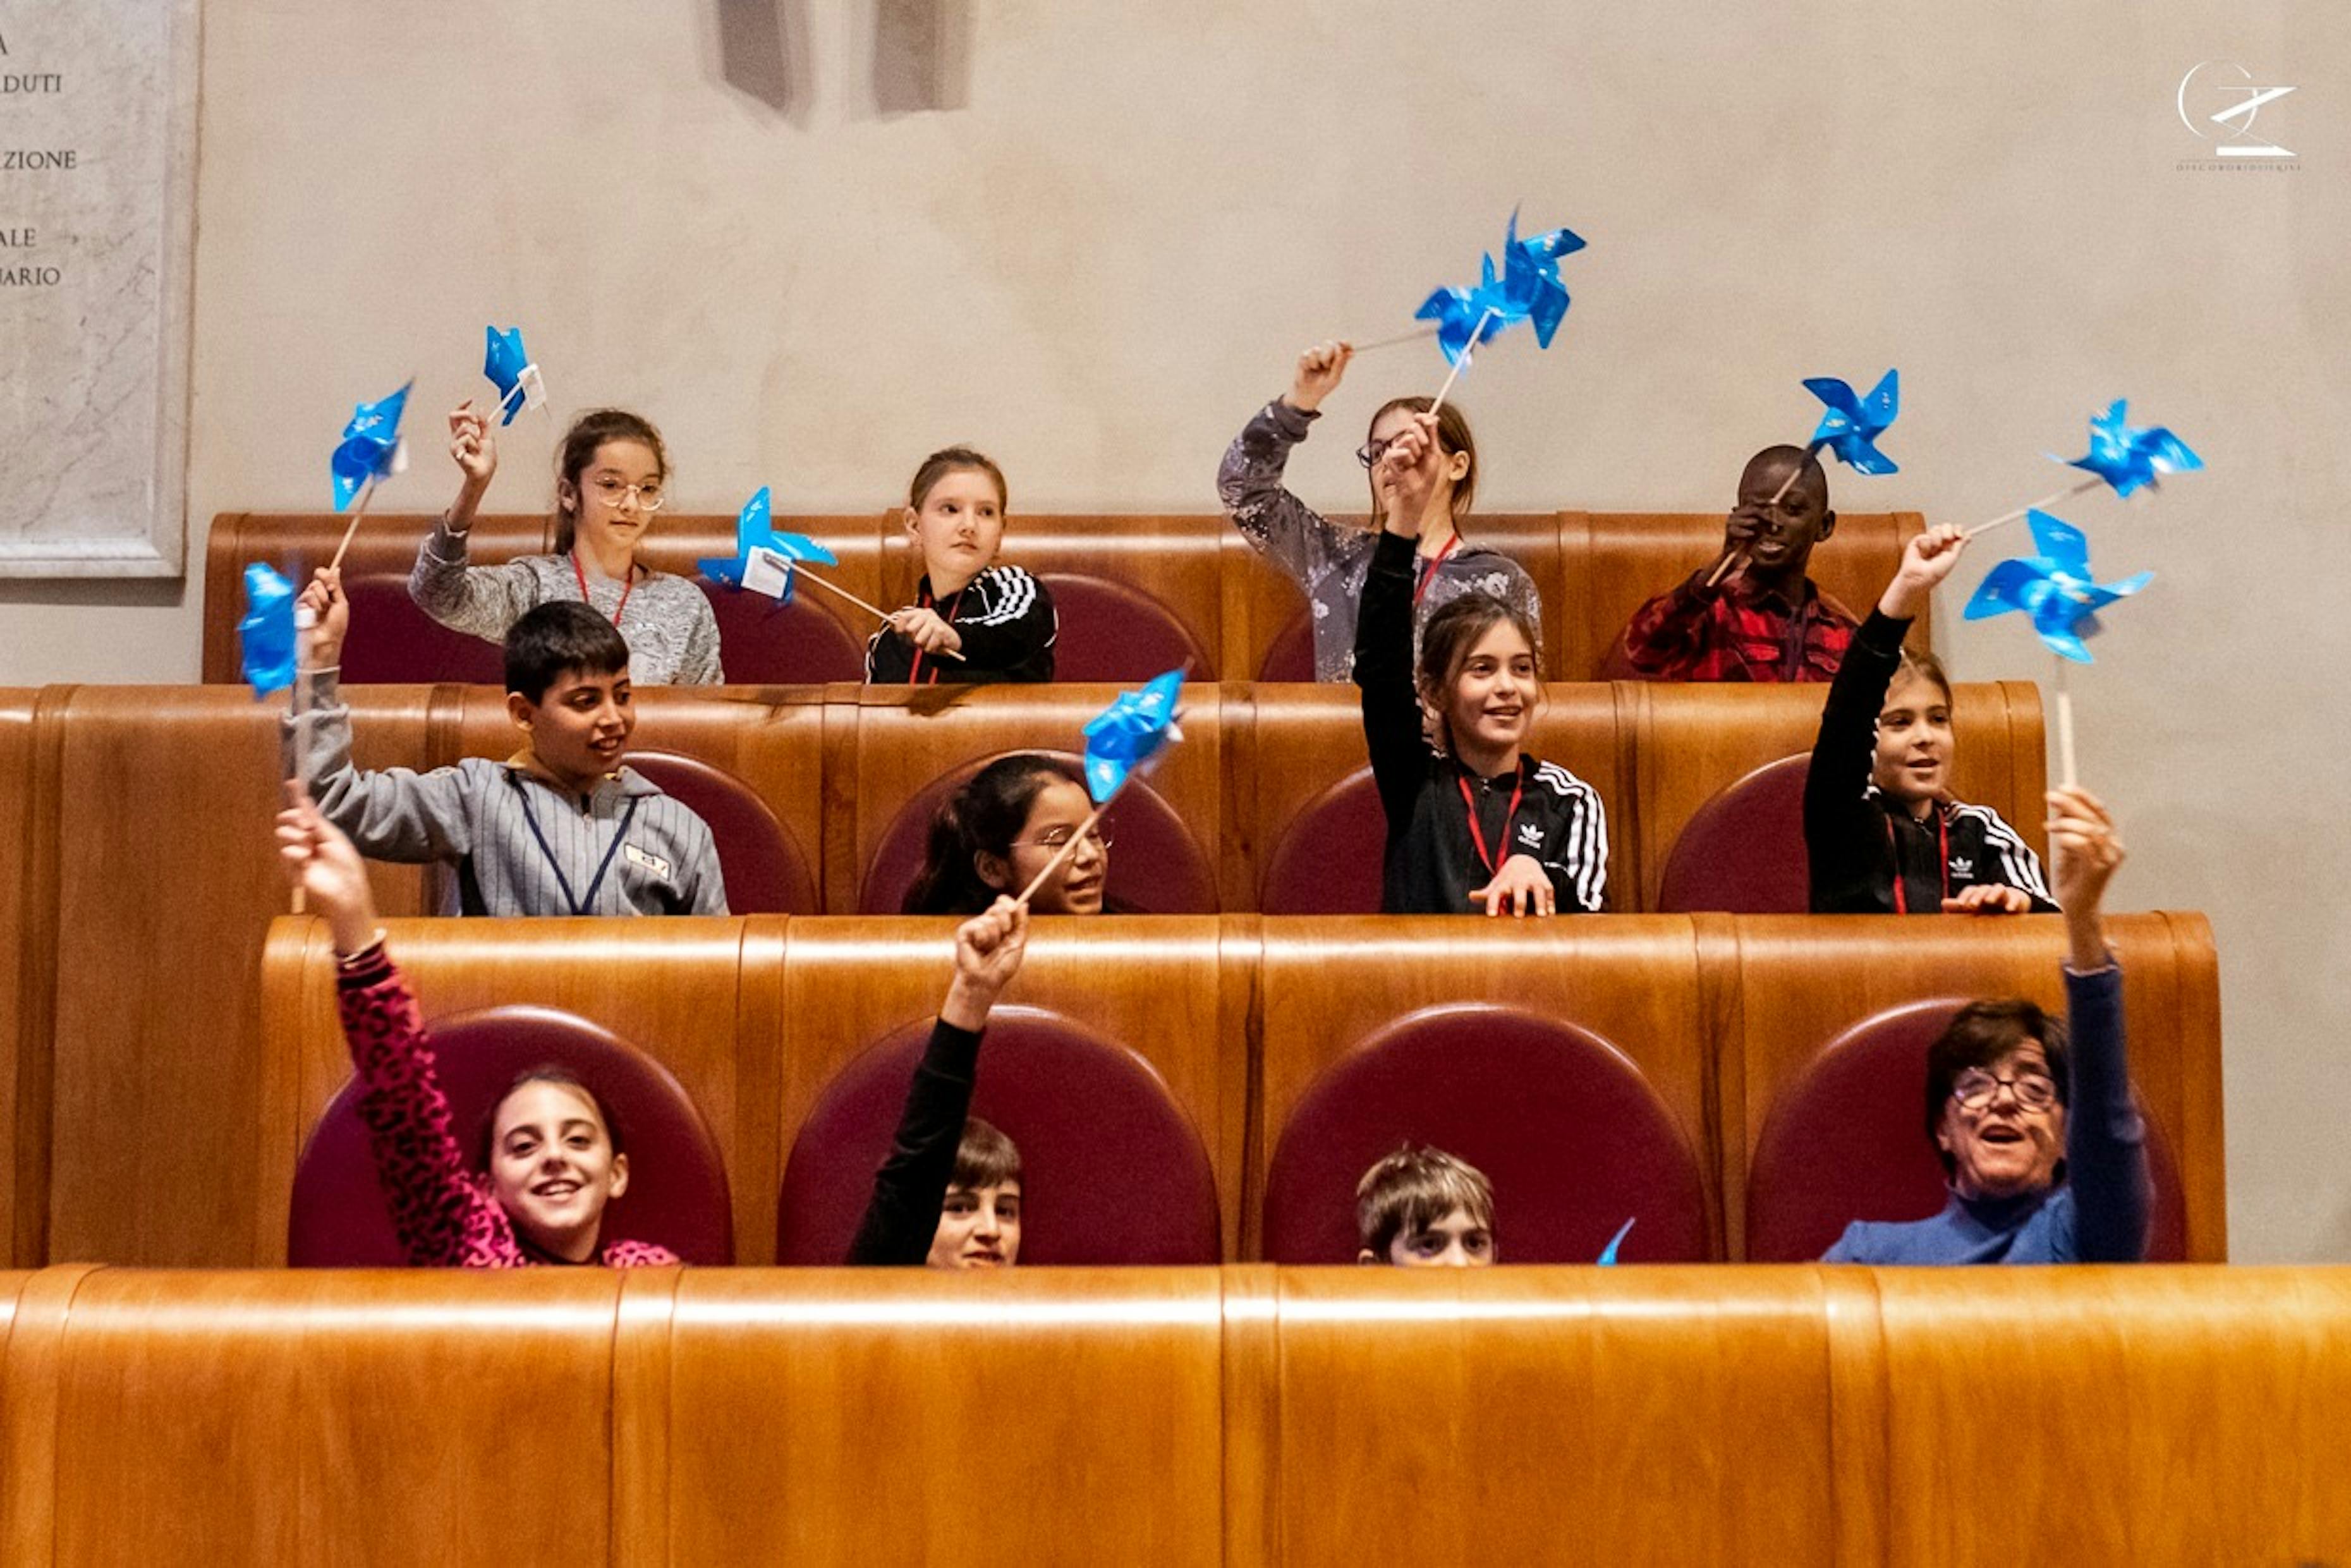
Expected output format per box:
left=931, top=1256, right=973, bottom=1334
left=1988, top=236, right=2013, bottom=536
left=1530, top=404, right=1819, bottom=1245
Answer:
left=1216, top=341, right=1544, bottom=683
left=408, top=404, right=724, bottom=684
left=902, top=754, right=1115, bottom=916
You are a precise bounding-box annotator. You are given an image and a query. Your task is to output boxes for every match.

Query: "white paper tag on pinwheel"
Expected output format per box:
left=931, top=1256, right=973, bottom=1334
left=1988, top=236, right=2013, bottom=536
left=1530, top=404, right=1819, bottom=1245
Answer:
left=741, top=545, right=795, bottom=600
left=516, top=364, right=549, bottom=413
left=388, top=438, right=410, bottom=476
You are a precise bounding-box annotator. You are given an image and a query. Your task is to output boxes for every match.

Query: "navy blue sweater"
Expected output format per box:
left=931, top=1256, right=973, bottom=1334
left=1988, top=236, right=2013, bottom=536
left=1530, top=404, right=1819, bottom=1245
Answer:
left=1825, top=964, right=2148, bottom=1264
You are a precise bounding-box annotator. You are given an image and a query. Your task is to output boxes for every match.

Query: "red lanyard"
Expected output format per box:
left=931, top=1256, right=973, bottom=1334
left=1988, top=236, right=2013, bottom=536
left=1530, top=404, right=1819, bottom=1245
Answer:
left=572, top=552, right=633, bottom=628
left=1413, top=533, right=1462, bottom=608
left=906, top=586, right=966, bottom=686
left=1457, top=771, right=1524, bottom=878
left=1887, top=807, right=1951, bottom=914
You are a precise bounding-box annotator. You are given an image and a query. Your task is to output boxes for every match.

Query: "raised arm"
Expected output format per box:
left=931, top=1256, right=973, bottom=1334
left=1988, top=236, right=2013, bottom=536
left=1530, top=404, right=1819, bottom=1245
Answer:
left=2048, top=786, right=2148, bottom=1262
left=408, top=402, right=547, bottom=638
left=1214, top=344, right=1358, bottom=582
left=1354, top=414, right=1443, bottom=831
left=847, top=898, right=1031, bottom=1266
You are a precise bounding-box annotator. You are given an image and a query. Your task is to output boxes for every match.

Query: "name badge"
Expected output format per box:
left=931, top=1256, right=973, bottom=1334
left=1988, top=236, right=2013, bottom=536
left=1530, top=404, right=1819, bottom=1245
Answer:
left=623, top=843, right=673, bottom=882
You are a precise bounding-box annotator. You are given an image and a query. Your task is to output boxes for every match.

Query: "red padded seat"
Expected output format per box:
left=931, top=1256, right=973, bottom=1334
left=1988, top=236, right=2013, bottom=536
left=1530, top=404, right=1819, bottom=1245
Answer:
left=337, top=574, right=508, bottom=685
left=1744, top=997, right=2187, bottom=1261
left=289, top=1005, right=735, bottom=1266
left=624, top=748, right=818, bottom=915
left=858, top=749, right=1218, bottom=915
left=1655, top=753, right=1810, bottom=915
left=696, top=582, right=869, bottom=684
left=775, top=1007, right=1221, bottom=1265
left=1259, top=767, right=1387, bottom=915
left=1037, top=573, right=1213, bottom=684
left=1261, top=1004, right=1712, bottom=1264
left=1257, top=609, right=1318, bottom=683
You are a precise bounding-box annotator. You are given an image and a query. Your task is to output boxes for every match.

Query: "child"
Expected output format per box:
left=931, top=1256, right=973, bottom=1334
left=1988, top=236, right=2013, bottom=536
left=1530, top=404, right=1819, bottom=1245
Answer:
left=1605, top=445, right=1859, bottom=682
left=289, top=572, right=728, bottom=916
left=1826, top=786, right=2145, bottom=1263
left=1356, top=413, right=1607, bottom=916
left=866, top=446, right=1057, bottom=684
left=1217, top=342, right=1544, bottom=683
left=409, top=404, right=724, bottom=684
left=901, top=753, right=1110, bottom=916
left=276, top=789, right=678, bottom=1267
left=1356, top=1145, right=1498, bottom=1267
left=847, top=896, right=1031, bottom=1268
left=1806, top=526, right=2055, bottom=915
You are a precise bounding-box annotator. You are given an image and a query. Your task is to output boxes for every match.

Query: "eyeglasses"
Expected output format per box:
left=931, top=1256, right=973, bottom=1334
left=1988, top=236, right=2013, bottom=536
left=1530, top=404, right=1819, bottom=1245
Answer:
left=1950, top=1068, right=2059, bottom=1112
left=1012, top=827, right=1112, bottom=852
left=588, top=477, right=667, bottom=513
left=1355, top=435, right=1400, bottom=471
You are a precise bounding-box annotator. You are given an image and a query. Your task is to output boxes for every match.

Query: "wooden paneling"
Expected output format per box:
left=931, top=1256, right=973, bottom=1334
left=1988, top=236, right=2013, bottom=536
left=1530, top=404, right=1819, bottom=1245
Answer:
left=1253, top=916, right=1718, bottom=1260
left=1565, top=509, right=1926, bottom=680
left=0, top=695, right=37, bottom=1270
left=776, top=916, right=1244, bottom=1260
left=1722, top=912, right=2224, bottom=1261
left=1626, top=679, right=2045, bottom=914
left=39, top=686, right=436, bottom=1267
left=666, top=1267, right=1227, bottom=1566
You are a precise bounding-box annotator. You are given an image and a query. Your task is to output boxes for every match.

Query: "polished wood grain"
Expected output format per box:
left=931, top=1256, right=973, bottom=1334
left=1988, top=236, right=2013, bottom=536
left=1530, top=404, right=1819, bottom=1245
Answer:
left=0, top=695, right=36, bottom=1269
left=1722, top=913, right=2223, bottom=1261
left=822, top=683, right=1228, bottom=914
left=262, top=914, right=777, bottom=1268
left=1625, top=679, right=2045, bottom=913
left=776, top=915, right=1242, bottom=1259
left=1567, top=509, right=1927, bottom=679
left=39, top=686, right=436, bottom=1267
left=1252, top=916, right=1719, bottom=1260
left=1245, top=1265, right=1843, bottom=1565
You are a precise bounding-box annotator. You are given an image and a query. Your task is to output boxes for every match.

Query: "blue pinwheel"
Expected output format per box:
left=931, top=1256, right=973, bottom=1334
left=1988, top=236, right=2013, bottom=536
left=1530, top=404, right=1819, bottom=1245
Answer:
left=482, top=325, right=546, bottom=427
left=698, top=485, right=839, bottom=599
left=237, top=562, right=299, bottom=698
left=331, top=380, right=412, bottom=512
left=2062, top=399, right=2203, bottom=499
left=1803, top=369, right=1901, bottom=475
left=1415, top=207, right=1588, bottom=366
left=1081, top=667, right=1186, bottom=804
left=1963, top=510, right=2154, bottom=663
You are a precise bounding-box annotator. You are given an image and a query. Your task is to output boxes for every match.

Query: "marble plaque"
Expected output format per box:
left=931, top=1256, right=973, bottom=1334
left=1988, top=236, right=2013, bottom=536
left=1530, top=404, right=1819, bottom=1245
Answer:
left=0, top=0, right=198, bottom=577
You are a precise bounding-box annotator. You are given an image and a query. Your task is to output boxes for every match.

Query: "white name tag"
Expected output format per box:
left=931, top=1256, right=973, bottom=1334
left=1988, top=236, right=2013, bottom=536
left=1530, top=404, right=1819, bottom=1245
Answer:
left=623, top=843, right=673, bottom=882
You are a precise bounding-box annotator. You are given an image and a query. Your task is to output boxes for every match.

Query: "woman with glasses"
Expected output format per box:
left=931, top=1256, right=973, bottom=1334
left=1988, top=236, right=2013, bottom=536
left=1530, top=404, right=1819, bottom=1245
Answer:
left=1216, top=341, right=1544, bottom=683
left=902, top=754, right=1115, bottom=916
left=408, top=403, right=724, bottom=684
left=1825, top=786, right=2149, bottom=1264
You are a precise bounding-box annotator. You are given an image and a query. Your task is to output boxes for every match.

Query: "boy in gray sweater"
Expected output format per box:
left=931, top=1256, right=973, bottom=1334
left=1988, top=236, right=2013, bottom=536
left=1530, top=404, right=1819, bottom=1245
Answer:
left=286, top=569, right=727, bottom=917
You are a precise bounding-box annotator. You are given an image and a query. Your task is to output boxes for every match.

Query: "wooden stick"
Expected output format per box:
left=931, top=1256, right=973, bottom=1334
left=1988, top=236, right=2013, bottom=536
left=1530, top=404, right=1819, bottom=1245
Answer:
left=326, top=475, right=379, bottom=573
left=1708, top=438, right=1828, bottom=589
left=1426, top=307, right=1499, bottom=417
left=1960, top=476, right=2105, bottom=541
left=1014, top=793, right=1112, bottom=906
left=1346, top=324, right=1440, bottom=353
left=793, top=568, right=966, bottom=661
left=2053, top=654, right=2078, bottom=789
left=289, top=607, right=317, bottom=915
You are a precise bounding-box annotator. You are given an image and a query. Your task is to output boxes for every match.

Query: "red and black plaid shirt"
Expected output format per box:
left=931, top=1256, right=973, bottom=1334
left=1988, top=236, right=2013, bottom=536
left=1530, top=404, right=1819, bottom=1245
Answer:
left=1610, top=570, right=1859, bottom=683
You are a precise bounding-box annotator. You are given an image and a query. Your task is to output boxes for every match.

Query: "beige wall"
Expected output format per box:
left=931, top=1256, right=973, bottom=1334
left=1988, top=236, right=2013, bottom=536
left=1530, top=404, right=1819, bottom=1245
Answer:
left=3, top=1, right=2345, bottom=1258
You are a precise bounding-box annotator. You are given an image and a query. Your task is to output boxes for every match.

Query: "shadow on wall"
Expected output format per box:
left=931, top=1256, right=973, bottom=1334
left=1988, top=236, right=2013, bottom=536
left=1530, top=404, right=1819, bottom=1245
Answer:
left=709, top=0, right=970, bottom=119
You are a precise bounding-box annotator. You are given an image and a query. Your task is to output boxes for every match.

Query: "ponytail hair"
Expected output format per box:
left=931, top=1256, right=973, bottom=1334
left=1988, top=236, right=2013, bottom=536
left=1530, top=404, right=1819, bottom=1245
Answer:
left=902, top=753, right=1085, bottom=915
left=908, top=446, right=1009, bottom=514
left=552, top=409, right=668, bottom=554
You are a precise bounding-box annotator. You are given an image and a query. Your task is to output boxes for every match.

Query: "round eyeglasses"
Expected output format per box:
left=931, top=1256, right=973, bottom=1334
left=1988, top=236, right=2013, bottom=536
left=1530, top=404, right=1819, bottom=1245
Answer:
left=1012, top=827, right=1112, bottom=853
left=1950, top=1068, right=2059, bottom=1112
left=588, top=477, right=667, bottom=513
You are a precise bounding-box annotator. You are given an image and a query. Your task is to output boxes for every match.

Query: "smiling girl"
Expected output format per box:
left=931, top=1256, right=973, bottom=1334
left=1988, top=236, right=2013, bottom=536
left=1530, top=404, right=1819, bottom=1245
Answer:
left=1356, top=413, right=1607, bottom=916
left=902, top=755, right=1110, bottom=916
left=276, top=791, right=677, bottom=1268
left=866, top=446, right=1057, bottom=684
left=409, top=404, right=724, bottom=685
left=1806, top=526, right=2056, bottom=915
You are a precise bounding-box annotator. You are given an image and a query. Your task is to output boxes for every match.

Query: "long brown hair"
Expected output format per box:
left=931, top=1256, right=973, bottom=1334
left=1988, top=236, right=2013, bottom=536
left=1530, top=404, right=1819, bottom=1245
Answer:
left=1366, top=396, right=1478, bottom=527
left=552, top=409, right=668, bottom=554
left=1414, top=590, right=1543, bottom=755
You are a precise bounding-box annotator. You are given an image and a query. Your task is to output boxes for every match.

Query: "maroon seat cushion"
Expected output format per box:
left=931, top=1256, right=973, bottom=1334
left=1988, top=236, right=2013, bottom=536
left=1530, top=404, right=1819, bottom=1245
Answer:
left=339, top=574, right=507, bottom=685
left=1038, top=573, right=1213, bottom=684
left=289, top=1005, right=735, bottom=1266
left=1260, top=767, right=1387, bottom=915
left=1744, top=998, right=2187, bottom=1261
left=776, top=1007, right=1221, bottom=1265
left=1257, top=609, right=1317, bottom=683
left=697, top=582, right=868, bottom=683
left=624, top=749, right=817, bottom=914
left=1261, top=1004, right=1712, bottom=1265
left=858, top=749, right=1218, bottom=915
left=1655, top=753, right=1810, bottom=915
